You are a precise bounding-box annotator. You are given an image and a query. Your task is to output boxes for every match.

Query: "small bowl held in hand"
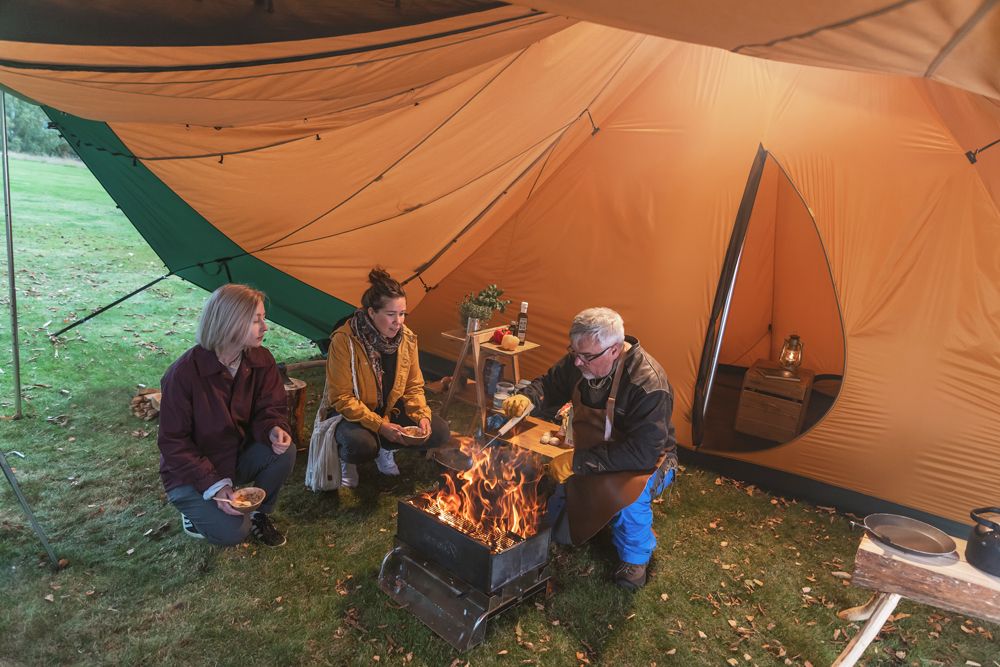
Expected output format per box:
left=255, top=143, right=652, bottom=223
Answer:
left=397, top=425, right=430, bottom=447
left=229, top=486, right=266, bottom=514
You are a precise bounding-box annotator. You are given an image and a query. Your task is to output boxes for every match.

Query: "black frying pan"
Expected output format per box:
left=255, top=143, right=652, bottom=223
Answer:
left=851, top=513, right=957, bottom=557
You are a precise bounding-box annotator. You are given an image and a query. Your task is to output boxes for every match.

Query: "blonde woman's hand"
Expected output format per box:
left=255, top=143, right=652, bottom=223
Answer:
left=214, top=485, right=244, bottom=516
left=419, top=417, right=432, bottom=436
left=269, top=426, right=292, bottom=454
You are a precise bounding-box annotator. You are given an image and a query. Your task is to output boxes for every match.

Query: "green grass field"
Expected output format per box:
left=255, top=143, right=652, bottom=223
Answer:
left=1, top=155, right=997, bottom=666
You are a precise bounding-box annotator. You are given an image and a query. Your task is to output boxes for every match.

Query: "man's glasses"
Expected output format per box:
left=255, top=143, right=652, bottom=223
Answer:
left=566, top=343, right=615, bottom=364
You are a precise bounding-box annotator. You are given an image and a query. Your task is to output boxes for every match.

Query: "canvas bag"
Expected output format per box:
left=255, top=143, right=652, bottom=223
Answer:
left=305, top=337, right=360, bottom=492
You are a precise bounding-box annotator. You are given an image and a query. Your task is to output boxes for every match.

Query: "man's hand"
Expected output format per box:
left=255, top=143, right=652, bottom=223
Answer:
left=269, top=426, right=292, bottom=454
left=419, top=417, right=432, bottom=436
left=379, top=422, right=404, bottom=444
left=502, top=394, right=533, bottom=418
left=214, top=485, right=244, bottom=516
left=547, top=451, right=575, bottom=484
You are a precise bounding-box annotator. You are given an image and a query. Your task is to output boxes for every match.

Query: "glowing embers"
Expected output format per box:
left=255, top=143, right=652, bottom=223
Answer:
left=414, top=441, right=547, bottom=551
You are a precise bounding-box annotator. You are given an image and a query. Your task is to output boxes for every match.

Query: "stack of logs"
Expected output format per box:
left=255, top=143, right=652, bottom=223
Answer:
left=130, top=387, right=161, bottom=421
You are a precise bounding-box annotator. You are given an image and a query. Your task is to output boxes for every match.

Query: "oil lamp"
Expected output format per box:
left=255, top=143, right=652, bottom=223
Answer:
left=779, top=334, right=803, bottom=374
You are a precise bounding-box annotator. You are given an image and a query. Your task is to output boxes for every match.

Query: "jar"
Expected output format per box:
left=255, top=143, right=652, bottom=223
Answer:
left=493, top=390, right=510, bottom=410
left=516, top=379, right=531, bottom=390
left=496, top=381, right=515, bottom=394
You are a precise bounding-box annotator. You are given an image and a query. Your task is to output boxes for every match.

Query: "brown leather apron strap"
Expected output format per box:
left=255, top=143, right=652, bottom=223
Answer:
left=603, top=347, right=626, bottom=440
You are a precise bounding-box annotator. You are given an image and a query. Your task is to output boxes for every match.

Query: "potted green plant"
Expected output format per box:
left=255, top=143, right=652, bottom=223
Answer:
left=458, top=284, right=511, bottom=329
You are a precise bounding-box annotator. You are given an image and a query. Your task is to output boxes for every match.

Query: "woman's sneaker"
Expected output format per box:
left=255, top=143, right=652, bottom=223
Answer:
left=181, top=514, right=204, bottom=539
left=340, top=460, right=359, bottom=487
left=250, top=513, right=287, bottom=547
left=375, top=448, right=400, bottom=476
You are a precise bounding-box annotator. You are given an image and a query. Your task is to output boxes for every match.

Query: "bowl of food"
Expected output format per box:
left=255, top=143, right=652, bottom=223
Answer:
left=398, top=425, right=430, bottom=446
left=229, top=486, right=266, bottom=514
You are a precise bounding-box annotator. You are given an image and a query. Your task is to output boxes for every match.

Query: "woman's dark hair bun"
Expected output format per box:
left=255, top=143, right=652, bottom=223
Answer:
left=362, top=266, right=405, bottom=310
left=368, top=267, right=393, bottom=286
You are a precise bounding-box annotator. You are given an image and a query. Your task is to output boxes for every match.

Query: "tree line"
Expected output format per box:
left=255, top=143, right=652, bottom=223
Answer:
left=2, top=92, right=76, bottom=160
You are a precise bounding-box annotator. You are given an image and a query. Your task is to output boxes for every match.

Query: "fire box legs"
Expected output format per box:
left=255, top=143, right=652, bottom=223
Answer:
left=379, top=544, right=551, bottom=652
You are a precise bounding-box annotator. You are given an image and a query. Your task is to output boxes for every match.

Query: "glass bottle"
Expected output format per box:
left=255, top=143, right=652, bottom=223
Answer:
left=516, top=301, right=529, bottom=345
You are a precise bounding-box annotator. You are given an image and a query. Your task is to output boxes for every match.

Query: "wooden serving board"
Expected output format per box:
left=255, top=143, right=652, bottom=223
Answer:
left=501, top=416, right=568, bottom=460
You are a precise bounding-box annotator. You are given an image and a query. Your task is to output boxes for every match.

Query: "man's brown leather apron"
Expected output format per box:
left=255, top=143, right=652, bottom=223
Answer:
left=564, top=352, right=663, bottom=545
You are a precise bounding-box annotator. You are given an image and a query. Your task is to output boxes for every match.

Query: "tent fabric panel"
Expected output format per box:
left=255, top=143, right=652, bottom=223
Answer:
left=100, top=25, right=658, bottom=313
left=0, top=0, right=505, bottom=47
left=717, top=159, right=778, bottom=369
left=0, top=8, right=570, bottom=126
left=746, top=84, right=1000, bottom=523
left=46, top=106, right=354, bottom=341
left=509, top=0, right=1000, bottom=100
left=769, top=165, right=845, bottom=377
left=919, top=80, right=1000, bottom=209
left=414, top=38, right=1000, bottom=525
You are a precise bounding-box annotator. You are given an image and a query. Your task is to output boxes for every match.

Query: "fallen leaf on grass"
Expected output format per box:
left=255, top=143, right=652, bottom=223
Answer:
left=666, top=649, right=676, bottom=655
left=697, top=630, right=707, bottom=639
left=125, top=548, right=135, bottom=556
left=44, top=594, right=54, bottom=602
left=660, top=593, right=669, bottom=601
left=727, top=659, right=738, bottom=666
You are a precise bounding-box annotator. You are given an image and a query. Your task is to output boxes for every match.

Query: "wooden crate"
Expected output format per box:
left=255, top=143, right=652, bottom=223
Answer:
left=734, top=359, right=814, bottom=442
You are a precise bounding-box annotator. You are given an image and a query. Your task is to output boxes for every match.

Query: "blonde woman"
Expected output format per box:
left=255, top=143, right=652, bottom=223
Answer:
left=325, top=268, right=449, bottom=487
left=158, top=284, right=294, bottom=546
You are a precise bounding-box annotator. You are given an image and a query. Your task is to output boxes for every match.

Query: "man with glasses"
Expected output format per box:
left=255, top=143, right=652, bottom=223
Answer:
left=502, top=307, right=677, bottom=590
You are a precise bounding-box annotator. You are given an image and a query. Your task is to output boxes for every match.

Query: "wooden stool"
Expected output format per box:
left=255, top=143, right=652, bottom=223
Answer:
left=284, top=377, right=308, bottom=445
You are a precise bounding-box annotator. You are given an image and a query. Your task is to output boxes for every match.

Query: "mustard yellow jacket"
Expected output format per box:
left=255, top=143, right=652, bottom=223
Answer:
left=324, top=322, right=432, bottom=433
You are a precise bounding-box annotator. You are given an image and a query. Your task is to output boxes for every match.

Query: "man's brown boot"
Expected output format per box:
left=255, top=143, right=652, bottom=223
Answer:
left=613, top=561, right=647, bottom=591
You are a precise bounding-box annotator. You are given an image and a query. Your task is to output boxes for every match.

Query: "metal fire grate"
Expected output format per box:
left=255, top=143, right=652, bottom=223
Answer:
left=407, top=497, right=520, bottom=552
left=379, top=494, right=552, bottom=652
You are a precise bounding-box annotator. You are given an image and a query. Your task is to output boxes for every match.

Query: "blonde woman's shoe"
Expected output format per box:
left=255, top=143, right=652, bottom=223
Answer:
left=340, top=461, right=359, bottom=488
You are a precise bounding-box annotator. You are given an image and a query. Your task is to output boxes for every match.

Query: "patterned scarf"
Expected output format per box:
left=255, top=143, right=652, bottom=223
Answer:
left=350, top=308, right=403, bottom=410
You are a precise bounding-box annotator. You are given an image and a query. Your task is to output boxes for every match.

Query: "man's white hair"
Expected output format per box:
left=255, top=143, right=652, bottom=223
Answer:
left=570, top=307, right=625, bottom=349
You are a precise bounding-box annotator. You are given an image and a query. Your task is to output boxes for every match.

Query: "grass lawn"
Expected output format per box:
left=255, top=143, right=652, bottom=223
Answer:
left=1, top=154, right=998, bottom=666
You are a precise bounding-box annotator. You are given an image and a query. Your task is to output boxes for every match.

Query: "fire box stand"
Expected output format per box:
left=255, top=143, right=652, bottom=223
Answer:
left=378, top=497, right=552, bottom=652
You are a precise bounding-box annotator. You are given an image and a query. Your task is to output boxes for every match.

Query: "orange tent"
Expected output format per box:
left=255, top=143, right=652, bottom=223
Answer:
left=1, top=1, right=998, bottom=528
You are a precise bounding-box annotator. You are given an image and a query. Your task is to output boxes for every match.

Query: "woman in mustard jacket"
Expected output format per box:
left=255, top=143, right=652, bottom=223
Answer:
left=325, top=268, right=450, bottom=486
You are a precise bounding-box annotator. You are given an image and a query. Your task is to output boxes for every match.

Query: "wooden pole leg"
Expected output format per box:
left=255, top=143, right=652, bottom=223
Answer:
left=832, top=592, right=901, bottom=667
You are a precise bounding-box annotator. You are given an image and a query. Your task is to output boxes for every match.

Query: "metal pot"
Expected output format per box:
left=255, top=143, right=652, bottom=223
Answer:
left=851, top=513, right=957, bottom=557
left=966, top=507, right=1000, bottom=576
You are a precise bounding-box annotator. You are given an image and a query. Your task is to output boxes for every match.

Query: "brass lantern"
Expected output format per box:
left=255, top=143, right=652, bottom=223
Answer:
left=779, top=334, right=803, bottom=374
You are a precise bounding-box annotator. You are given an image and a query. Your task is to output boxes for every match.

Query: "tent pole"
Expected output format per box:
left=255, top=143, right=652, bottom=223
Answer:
left=0, top=92, right=57, bottom=569
left=1, top=91, right=22, bottom=420
left=0, top=450, right=59, bottom=569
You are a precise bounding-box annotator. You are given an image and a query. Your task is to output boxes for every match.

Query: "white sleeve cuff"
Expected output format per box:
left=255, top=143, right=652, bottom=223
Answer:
left=202, top=478, right=232, bottom=501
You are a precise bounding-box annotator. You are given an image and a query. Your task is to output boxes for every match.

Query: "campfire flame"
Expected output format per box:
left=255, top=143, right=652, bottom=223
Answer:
left=416, top=440, right=546, bottom=550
